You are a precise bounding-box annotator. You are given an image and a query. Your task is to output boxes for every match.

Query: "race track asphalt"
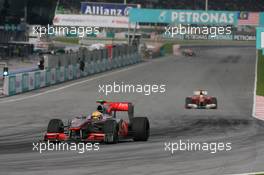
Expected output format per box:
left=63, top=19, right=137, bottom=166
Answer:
left=0, top=45, right=263, bottom=175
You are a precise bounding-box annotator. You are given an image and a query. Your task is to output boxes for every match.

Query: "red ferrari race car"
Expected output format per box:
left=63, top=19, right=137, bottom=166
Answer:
left=185, top=90, right=217, bottom=109
left=182, top=48, right=196, bottom=56
left=44, top=100, right=150, bottom=143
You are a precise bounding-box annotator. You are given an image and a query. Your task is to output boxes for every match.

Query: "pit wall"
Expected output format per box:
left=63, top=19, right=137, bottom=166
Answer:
left=3, top=47, right=141, bottom=96
left=43, top=44, right=134, bottom=69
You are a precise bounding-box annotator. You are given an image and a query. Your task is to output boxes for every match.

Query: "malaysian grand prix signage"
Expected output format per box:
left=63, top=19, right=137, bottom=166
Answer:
left=129, top=8, right=238, bottom=25
left=81, top=2, right=139, bottom=16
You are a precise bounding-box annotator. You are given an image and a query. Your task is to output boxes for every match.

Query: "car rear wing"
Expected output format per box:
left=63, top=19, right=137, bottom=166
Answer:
left=97, top=101, right=134, bottom=121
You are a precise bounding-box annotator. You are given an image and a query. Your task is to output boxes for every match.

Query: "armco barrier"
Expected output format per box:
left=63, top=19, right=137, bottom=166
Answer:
left=3, top=52, right=141, bottom=96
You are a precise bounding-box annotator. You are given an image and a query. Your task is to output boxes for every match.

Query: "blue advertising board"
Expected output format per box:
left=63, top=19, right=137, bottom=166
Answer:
left=129, top=8, right=238, bottom=25
left=81, top=2, right=139, bottom=16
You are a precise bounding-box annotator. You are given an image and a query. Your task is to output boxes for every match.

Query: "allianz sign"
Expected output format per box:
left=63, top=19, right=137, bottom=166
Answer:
left=80, top=2, right=139, bottom=16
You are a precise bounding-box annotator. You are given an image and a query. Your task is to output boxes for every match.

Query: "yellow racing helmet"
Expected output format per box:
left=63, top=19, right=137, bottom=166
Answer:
left=91, top=111, right=102, bottom=120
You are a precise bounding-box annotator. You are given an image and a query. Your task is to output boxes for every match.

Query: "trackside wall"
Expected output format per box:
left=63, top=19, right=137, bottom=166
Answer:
left=3, top=48, right=141, bottom=96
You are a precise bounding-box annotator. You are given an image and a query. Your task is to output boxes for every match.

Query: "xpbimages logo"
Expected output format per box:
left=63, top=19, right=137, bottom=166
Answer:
left=164, top=140, right=232, bottom=154
left=98, top=81, right=166, bottom=96
left=164, top=24, right=232, bottom=38
left=32, top=24, right=100, bottom=38
left=32, top=141, right=100, bottom=154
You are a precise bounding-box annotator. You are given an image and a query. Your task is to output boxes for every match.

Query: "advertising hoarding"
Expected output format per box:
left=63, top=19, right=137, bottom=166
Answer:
left=80, top=2, right=139, bottom=16
left=256, top=27, right=264, bottom=49
left=129, top=8, right=238, bottom=25
left=53, top=14, right=136, bottom=28
left=259, top=12, right=264, bottom=27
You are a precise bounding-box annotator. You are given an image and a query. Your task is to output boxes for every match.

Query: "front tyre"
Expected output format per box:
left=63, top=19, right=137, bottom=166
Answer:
left=185, top=97, right=192, bottom=109
left=47, top=119, right=64, bottom=133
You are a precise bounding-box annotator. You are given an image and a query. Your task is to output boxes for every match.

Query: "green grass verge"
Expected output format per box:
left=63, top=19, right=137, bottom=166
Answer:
left=257, top=50, right=264, bottom=96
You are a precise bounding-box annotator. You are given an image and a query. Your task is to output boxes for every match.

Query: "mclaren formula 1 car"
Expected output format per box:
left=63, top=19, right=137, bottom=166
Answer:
left=182, top=48, right=196, bottom=56
left=44, top=100, right=150, bottom=143
left=185, top=90, right=217, bottom=109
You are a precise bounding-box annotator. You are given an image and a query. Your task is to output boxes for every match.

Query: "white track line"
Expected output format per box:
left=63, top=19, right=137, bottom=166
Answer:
left=0, top=61, right=153, bottom=104
left=252, top=50, right=258, bottom=118
left=228, top=171, right=264, bottom=175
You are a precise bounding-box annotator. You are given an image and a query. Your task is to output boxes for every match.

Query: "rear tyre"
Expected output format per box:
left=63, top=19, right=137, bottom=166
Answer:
left=132, top=117, right=150, bottom=141
left=103, top=120, right=118, bottom=144
left=212, top=97, right=217, bottom=109
left=185, top=97, right=192, bottom=109
left=47, top=119, right=64, bottom=133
